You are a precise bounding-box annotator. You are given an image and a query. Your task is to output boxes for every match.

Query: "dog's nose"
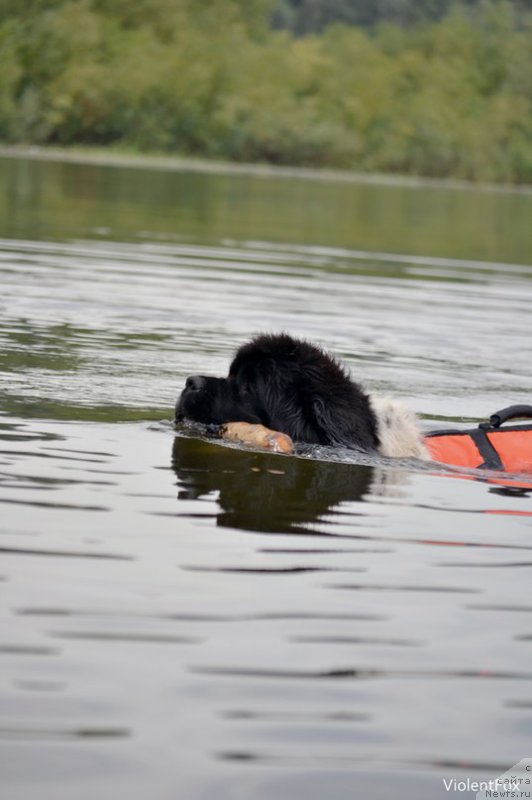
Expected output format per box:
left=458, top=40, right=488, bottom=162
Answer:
left=185, top=375, right=207, bottom=391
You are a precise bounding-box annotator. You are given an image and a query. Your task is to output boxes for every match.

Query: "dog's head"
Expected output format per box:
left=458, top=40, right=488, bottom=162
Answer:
left=176, top=333, right=379, bottom=450
left=175, top=372, right=262, bottom=427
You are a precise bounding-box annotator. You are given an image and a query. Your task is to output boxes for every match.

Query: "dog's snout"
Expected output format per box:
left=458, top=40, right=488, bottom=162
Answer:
left=185, top=375, right=207, bottom=392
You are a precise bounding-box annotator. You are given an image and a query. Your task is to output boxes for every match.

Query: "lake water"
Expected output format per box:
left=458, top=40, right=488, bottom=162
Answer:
left=1, top=153, right=532, bottom=800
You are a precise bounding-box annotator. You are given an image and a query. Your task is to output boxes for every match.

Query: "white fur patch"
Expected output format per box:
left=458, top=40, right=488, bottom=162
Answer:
left=369, top=395, right=429, bottom=459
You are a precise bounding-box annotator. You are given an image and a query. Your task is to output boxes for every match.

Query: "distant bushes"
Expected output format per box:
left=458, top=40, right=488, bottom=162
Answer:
left=272, top=0, right=529, bottom=35
left=0, top=0, right=531, bottom=182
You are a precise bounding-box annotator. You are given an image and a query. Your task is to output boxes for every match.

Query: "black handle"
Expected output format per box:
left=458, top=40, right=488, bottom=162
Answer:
left=480, top=404, right=532, bottom=429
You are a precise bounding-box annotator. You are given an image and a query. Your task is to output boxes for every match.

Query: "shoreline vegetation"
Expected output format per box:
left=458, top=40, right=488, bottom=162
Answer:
left=0, top=1, right=531, bottom=185
left=2, top=143, right=532, bottom=196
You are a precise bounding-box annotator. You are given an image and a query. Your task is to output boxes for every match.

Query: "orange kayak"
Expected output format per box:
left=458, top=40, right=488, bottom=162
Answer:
left=425, top=405, right=532, bottom=474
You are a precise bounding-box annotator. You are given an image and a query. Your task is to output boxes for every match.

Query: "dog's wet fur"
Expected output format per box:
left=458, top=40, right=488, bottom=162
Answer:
left=176, top=333, right=427, bottom=459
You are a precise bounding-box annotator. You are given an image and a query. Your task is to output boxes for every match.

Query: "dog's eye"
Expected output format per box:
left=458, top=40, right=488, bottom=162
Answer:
left=185, top=376, right=206, bottom=392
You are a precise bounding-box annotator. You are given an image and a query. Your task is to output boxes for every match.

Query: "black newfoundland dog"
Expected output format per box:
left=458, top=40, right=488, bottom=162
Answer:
left=175, top=333, right=427, bottom=458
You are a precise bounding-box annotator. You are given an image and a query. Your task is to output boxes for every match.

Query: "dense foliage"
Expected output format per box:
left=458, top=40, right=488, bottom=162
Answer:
left=272, top=0, right=528, bottom=34
left=0, top=0, right=531, bottom=182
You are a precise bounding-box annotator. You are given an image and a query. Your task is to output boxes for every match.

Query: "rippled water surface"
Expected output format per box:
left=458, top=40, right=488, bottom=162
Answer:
left=1, top=155, right=532, bottom=800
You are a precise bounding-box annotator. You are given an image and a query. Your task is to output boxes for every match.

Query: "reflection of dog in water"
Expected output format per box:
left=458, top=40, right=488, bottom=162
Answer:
left=171, top=435, right=378, bottom=533
left=176, top=333, right=427, bottom=459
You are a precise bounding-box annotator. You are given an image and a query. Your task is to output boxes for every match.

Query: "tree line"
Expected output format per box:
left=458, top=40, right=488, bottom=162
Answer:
left=0, top=0, right=531, bottom=183
left=272, top=0, right=530, bottom=35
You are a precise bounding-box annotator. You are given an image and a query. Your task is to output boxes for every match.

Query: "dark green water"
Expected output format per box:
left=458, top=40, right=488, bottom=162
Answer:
left=1, top=154, right=532, bottom=800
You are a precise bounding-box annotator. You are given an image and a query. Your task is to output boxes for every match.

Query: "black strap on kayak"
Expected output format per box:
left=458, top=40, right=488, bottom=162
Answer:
left=470, top=428, right=503, bottom=470
left=480, top=404, right=532, bottom=429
